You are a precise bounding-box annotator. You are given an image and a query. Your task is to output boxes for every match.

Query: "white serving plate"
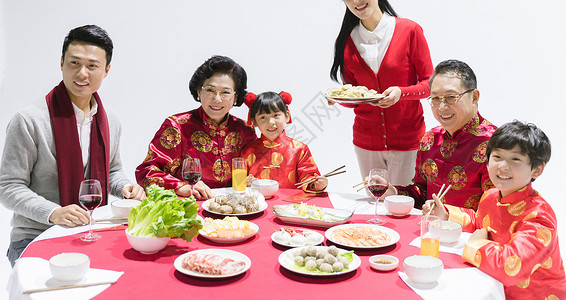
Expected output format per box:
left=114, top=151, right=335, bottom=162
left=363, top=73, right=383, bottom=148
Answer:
left=272, top=205, right=353, bottom=228
left=278, top=246, right=361, bottom=277
left=174, top=249, right=251, bottom=279
left=199, top=222, right=259, bottom=243
left=325, top=223, right=400, bottom=249
left=270, top=228, right=324, bottom=248
left=202, top=194, right=267, bottom=217
left=324, top=93, right=384, bottom=105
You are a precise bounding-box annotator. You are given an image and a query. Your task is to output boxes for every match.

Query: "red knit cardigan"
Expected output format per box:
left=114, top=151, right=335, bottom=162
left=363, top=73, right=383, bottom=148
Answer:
left=342, top=18, right=434, bottom=151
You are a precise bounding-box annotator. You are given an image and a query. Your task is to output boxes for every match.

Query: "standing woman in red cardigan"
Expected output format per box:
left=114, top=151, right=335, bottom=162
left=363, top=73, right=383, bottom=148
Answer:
left=330, top=0, right=433, bottom=186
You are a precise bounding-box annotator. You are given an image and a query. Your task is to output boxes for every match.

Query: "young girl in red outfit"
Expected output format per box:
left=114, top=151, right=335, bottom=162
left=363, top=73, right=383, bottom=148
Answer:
left=330, top=0, right=433, bottom=186
left=241, top=92, right=328, bottom=192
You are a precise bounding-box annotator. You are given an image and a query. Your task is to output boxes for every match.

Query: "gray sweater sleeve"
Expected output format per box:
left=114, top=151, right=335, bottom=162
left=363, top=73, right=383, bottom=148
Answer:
left=0, top=107, right=60, bottom=234
left=106, top=109, right=132, bottom=197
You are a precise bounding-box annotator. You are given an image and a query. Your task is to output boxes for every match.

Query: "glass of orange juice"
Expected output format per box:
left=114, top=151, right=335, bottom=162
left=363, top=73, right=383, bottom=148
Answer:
left=232, top=157, right=246, bottom=193
left=420, top=215, right=441, bottom=257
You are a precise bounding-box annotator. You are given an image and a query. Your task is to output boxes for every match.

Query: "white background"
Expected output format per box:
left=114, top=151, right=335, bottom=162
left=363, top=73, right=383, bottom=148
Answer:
left=0, top=0, right=565, bottom=296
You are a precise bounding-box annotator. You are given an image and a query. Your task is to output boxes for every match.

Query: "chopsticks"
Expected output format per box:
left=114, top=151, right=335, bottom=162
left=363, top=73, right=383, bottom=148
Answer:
left=23, top=281, right=117, bottom=294
left=94, top=217, right=128, bottom=223
left=420, top=184, right=451, bottom=223
left=294, top=165, right=346, bottom=189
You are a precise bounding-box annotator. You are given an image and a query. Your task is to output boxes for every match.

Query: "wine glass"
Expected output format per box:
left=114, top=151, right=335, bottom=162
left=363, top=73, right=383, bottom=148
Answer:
left=78, top=179, right=103, bottom=242
left=366, top=168, right=389, bottom=225
left=182, top=157, right=202, bottom=189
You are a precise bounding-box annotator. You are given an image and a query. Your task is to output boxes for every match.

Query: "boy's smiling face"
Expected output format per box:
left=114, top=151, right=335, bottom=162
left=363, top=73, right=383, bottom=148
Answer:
left=488, top=145, right=545, bottom=197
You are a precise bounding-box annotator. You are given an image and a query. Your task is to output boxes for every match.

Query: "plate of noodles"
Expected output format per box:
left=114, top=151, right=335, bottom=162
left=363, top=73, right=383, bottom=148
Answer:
left=325, top=224, right=400, bottom=249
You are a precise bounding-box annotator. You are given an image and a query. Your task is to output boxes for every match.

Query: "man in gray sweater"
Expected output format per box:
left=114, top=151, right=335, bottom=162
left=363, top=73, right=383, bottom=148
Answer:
left=0, top=25, right=145, bottom=266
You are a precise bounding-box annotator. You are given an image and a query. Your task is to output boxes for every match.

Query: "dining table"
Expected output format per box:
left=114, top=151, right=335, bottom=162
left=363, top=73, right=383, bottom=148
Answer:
left=13, top=188, right=504, bottom=300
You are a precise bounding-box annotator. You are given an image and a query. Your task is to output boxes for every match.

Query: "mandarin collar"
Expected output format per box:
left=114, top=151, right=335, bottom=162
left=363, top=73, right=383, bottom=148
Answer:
left=198, top=106, right=229, bottom=130
left=442, top=112, right=484, bottom=139
left=260, top=130, right=287, bottom=148
left=498, top=183, right=534, bottom=205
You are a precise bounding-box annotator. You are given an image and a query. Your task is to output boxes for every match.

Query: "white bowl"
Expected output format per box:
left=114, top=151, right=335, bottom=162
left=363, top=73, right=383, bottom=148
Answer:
left=369, top=254, right=399, bottom=271
left=251, top=179, right=279, bottom=198
left=111, top=199, right=141, bottom=218
left=125, top=230, right=170, bottom=254
left=403, top=255, right=443, bottom=284
left=49, top=253, right=90, bottom=282
left=432, top=220, right=463, bottom=244
left=384, top=195, right=414, bottom=216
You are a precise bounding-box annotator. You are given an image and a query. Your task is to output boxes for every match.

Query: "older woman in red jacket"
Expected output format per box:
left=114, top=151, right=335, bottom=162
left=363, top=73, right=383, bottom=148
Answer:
left=330, top=0, right=433, bottom=185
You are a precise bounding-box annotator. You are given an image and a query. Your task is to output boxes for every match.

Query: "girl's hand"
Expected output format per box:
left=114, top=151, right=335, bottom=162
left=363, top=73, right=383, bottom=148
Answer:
left=371, top=86, right=401, bottom=108
left=246, top=174, right=256, bottom=187
left=310, top=175, right=328, bottom=191
left=422, top=194, right=449, bottom=220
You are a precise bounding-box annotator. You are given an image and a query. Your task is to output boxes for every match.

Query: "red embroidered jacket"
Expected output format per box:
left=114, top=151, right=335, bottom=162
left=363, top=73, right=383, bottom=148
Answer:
left=397, top=113, right=496, bottom=209
left=240, top=131, right=321, bottom=191
left=136, top=107, right=256, bottom=190
left=449, top=185, right=566, bottom=299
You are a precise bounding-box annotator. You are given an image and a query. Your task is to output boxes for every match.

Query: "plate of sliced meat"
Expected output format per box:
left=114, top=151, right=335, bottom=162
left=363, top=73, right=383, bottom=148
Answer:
left=325, top=224, right=400, bottom=249
left=174, top=249, right=251, bottom=278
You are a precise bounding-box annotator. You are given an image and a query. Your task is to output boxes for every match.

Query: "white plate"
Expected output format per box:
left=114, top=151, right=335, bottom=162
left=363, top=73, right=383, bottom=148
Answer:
left=324, top=94, right=384, bottom=105
left=272, top=205, right=353, bottom=228
left=174, top=249, right=251, bottom=279
left=270, top=229, right=324, bottom=248
left=278, top=246, right=361, bottom=276
left=199, top=222, right=259, bottom=243
left=325, top=223, right=400, bottom=249
left=202, top=194, right=267, bottom=217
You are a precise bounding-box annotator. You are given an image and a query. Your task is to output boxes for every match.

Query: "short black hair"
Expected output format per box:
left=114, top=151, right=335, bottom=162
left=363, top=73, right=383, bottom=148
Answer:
left=429, top=59, right=477, bottom=90
left=487, top=120, right=551, bottom=171
left=188, top=55, right=248, bottom=106
left=249, top=92, right=288, bottom=122
left=62, top=25, right=113, bottom=66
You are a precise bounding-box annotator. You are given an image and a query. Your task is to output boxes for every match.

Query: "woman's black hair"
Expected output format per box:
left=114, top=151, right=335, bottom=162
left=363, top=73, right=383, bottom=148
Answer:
left=487, top=120, right=551, bottom=172
left=249, top=92, right=288, bottom=122
left=330, top=1, right=398, bottom=82
left=188, top=55, right=248, bottom=106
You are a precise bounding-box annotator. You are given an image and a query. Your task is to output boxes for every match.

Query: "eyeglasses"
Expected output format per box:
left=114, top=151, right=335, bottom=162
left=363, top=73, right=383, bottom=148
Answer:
left=427, top=89, right=474, bottom=107
left=201, top=86, right=235, bottom=101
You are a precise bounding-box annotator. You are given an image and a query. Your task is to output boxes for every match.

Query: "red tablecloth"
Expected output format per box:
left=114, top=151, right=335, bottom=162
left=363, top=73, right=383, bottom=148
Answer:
left=22, top=189, right=470, bottom=299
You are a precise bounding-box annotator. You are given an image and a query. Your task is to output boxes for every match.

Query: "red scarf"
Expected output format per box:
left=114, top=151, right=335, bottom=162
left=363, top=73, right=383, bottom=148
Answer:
left=46, top=81, right=110, bottom=206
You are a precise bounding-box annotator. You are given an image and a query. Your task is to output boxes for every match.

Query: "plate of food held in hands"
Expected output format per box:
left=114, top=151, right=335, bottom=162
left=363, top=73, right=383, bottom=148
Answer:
left=325, top=224, right=400, bottom=249
left=325, top=84, right=385, bottom=105
left=271, top=227, right=324, bottom=247
left=202, top=191, right=267, bottom=216
left=272, top=203, right=352, bottom=228
left=278, top=245, right=360, bottom=276
left=175, top=249, right=251, bottom=279
left=199, top=216, right=259, bottom=243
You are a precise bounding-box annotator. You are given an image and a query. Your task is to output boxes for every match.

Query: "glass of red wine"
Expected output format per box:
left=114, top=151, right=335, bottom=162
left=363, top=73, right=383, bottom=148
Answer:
left=182, top=157, right=202, bottom=190
left=78, top=179, right=103, bottom=242
left=366, top=168, right=389, bottom=225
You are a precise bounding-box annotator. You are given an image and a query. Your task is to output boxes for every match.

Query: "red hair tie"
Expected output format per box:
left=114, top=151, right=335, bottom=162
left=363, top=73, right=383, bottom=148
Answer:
left=244, top=92, right=257, bottom=108
left=279, top=91, right=292, bottom=105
